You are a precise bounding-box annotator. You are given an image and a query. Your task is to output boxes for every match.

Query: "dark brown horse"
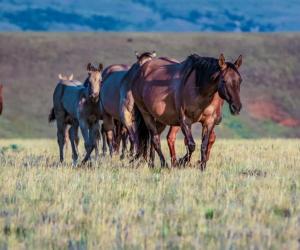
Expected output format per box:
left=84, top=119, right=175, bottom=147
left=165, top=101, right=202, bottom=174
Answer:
left=101, top=51, right=157, bottom=157
left=0, top=84, right=3, bottom=115
left=131, top=54, right=242, bottom=170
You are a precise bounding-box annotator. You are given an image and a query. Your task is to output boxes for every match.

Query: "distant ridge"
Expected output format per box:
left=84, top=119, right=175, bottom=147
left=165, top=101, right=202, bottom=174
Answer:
left=0, top=0, right=299, bottom=32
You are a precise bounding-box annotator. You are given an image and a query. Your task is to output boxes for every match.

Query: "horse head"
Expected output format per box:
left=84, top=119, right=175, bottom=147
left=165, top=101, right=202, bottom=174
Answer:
left=86, top=62, right=103, bottom=103
left=135, top=51, right=157, bottom=66
left=216, top=54, right=243, bottom=115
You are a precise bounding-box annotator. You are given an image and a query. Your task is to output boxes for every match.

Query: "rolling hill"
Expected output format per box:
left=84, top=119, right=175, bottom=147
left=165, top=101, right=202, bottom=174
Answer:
left=0, top=33, right=299, bottom=138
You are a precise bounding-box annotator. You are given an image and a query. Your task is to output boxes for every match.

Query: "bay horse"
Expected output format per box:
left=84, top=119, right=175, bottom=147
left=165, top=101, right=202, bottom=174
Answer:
left=50, top=63, right=103, bottom=165
left=0, top=84, right=3, bottom=115
left=101, top=51, right=156, bottom=157
left=131, top=54, right=242, bottom=170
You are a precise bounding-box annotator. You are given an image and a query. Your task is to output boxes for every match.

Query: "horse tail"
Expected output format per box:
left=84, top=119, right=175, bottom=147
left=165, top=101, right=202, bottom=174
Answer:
left=48, top=108, right=56, bottom=123
left=134, top=105, right=150, bottom=158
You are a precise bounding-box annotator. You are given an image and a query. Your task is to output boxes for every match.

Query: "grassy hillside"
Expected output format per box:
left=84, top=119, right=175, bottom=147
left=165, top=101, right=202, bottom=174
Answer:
left=0, top=33, right=299, bottom=138
left=0, top=139, right=299, bottom=249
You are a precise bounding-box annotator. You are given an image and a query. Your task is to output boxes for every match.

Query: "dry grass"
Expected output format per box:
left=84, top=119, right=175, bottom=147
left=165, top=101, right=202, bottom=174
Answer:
left=0, top=139, right=299, bottom=249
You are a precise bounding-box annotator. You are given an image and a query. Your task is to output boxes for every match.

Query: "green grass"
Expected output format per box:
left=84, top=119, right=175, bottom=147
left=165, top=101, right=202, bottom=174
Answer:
left=0, top=139, right=299, bottom=249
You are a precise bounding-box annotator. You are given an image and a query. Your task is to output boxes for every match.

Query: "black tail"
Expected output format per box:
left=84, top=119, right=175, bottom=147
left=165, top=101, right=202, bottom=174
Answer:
left=134, top=105, right=150, bottom=158
left=48, top=108, right=56, bottom=123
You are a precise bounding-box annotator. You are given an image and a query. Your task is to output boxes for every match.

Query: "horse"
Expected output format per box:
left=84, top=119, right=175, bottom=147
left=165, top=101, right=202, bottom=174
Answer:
left=101, top=51, right=157, bottom=157
left=49, top=63, right=103, bottom=165
left=0, top=84, right=3, bottom=115
left=166, top=92, right=224, bottom=167
left=131, top=54, right=242, bottom=170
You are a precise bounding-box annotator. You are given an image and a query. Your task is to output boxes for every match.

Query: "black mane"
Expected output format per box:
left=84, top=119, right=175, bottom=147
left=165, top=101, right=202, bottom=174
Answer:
left=181, top=54, right=221, bottom=89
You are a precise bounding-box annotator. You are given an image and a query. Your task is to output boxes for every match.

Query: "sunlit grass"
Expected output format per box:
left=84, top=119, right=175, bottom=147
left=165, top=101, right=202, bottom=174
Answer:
left=0, top=139, right=299, bottom=249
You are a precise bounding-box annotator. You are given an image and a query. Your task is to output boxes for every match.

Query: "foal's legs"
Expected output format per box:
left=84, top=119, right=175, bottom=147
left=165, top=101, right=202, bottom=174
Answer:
left=56, top=113, right=67, bottom=163
left=101, top=124, right=107, bottom=156
left=166, top=126, right=180, bottom=167
left=69, top=122, right=79, bottom=166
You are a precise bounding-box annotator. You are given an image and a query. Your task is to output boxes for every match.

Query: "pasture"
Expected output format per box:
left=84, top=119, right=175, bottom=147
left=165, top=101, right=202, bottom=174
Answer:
left=0, top=139, right=299, bottom=249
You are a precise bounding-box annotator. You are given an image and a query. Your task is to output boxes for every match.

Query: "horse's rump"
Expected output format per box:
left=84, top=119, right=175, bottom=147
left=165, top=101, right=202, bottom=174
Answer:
left=102, top=64, right=130, bottom=82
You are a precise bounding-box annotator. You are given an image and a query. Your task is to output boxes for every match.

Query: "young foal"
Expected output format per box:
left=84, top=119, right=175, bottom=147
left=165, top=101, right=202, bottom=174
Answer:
left=50, top=63, right=103, bottom=165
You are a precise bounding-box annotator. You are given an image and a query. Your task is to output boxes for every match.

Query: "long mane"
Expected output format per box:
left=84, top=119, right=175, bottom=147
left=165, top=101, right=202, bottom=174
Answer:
left=181, top=54, right=221, bottom=89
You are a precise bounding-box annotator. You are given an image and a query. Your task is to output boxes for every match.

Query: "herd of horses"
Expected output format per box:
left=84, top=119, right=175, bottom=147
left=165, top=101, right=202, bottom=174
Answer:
left=48, top=51, right=243, bottom=170
left=0, top=51, right=243, bottom=170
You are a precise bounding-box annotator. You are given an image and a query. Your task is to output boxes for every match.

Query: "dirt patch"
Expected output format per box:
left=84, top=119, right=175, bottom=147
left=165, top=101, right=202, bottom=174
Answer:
left=247, top=99, right=300, bottom=127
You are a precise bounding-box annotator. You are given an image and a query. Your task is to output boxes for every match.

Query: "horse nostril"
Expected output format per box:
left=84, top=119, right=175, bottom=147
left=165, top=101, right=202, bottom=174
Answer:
left=230, top=103, right=237, bottom=111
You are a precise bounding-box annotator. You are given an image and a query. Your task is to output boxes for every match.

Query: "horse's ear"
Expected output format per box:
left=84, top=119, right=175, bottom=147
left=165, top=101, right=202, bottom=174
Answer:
left=135, top=51, right=140, bottom=59
left=58, top=74, right=63, bottom=80
left=69, top=74, right=74, bottom=80
left=152, top=51, right=157, bottom=57
left=87, top=63, right=92, bottom=71
left=218, top=53, right=226, bottom=70
left=98, top=63, right=103, bottom=72
left=234, top=55, right=242, bottom=69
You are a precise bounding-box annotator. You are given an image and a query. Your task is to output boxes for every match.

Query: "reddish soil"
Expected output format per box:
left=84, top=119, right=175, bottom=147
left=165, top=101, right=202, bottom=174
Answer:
left=247, top=100, right=300, bottom=127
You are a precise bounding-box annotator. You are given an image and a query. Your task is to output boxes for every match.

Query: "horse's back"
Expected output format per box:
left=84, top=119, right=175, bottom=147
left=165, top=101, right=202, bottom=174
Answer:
left=102, top=64, right=129, bottom=81
left=53, top=82, right=85, bottom=117
left=133, top=58, right=183, bottom=125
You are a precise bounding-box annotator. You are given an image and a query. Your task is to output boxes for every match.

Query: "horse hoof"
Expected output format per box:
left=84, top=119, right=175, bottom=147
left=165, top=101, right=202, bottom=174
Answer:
left=198, top=161, right=206, bottom=171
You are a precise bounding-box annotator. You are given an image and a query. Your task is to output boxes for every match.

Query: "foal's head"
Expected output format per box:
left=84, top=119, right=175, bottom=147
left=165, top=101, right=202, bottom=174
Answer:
left=217, top=54, right=243, bottom=115
left=86, top=63, right=103, bottom=103
left=135, top=51, right=156, bottom=65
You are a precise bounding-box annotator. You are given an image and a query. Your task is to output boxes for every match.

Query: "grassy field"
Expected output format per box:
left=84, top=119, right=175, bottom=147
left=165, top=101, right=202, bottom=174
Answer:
left=0, top=139, right=299, bottom=249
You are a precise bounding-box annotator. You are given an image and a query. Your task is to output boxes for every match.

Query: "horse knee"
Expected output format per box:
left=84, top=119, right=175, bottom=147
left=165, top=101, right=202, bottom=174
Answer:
left=188, top=142, right=196, bottom=153
left=209, top=131, right=216, bottom=143
left=166, top=134, right=176, bottom=146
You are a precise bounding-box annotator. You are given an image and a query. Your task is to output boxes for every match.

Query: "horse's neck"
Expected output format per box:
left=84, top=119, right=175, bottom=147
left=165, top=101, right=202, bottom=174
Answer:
left=183, top=69, right=219, bottom=116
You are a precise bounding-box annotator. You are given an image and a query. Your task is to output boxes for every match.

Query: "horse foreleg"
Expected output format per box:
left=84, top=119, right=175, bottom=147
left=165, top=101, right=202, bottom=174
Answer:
left=94, top=122, right=100, bottom=160
left=79, top=120, right=93, bottom=164
left=167, top=126, right=180, bottom=167
left=199, top=122, right=214, bottom=171
left=206, top=129, right=216, bottom=161
left=120, top=126, right=128, bottom=160
left=179, top=116, right=195, bottom=166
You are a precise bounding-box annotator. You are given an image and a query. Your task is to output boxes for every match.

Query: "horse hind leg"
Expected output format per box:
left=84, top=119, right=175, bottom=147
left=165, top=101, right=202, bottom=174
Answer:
left=69, top=122, right=79, bottom=166
left=56, top=114, right=66, bottom=163
left=167, top=126, right=180, bottom=167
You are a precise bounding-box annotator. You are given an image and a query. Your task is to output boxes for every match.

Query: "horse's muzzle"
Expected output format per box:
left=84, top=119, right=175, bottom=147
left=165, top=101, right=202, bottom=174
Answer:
left=229, top=103, right=242, bottom=115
